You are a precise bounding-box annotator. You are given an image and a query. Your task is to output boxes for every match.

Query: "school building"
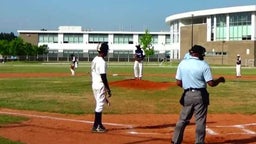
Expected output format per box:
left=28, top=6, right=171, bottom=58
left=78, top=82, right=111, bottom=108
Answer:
left=165, top=5, right=256, bottom=66
left=18, top=5, right=256, bottom=66
left=17, top=26, right=174, bottom=62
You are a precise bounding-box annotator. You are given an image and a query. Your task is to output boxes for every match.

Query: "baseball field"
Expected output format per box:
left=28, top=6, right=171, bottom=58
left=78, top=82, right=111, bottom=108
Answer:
left=0, top=62, right=256, bottom=144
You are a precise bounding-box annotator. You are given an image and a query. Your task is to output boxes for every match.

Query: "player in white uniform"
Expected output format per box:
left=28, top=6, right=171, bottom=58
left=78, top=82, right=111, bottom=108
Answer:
left=91, top=42, right=111, bottom=133
left=236, top=54, right=241, bottom=78
left=70, top=54, right=78, bottom=76
left=134, top=45, right=144, bottom=80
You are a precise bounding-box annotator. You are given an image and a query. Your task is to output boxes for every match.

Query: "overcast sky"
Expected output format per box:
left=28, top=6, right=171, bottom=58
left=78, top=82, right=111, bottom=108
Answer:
left=0, top=0, right=255, bottom=34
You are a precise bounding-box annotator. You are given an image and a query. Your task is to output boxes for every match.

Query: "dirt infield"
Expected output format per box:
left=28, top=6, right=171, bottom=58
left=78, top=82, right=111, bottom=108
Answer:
left=0, top=73, right=256, bottom=144
left=0, top=109, right=256, bottom=144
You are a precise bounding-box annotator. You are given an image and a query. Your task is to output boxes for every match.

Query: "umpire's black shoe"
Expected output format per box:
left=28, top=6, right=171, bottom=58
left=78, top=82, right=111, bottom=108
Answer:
left=91, top=125, right=106, bottom=133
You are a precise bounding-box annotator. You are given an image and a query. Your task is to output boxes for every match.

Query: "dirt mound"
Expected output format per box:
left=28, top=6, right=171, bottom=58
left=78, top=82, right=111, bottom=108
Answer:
left=110, top=79, right=176, bottom=90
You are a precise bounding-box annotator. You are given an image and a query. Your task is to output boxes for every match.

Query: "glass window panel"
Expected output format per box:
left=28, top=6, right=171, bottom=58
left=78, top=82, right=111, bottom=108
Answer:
left=39, top=36, right=43, bottom=42
left=54, top=36, right=58, bottom=42
left=49, top=36, right=53, bottom=42
left=79, top=37, right=83, bottom=43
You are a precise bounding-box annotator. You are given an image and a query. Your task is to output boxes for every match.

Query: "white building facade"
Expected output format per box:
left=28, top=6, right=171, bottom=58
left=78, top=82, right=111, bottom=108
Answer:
left=18, top=26, right=178, bottom=61
left=165, top=5, right=256, bottom=66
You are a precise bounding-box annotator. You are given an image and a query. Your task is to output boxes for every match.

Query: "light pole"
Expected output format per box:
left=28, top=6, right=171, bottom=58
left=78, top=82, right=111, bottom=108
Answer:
left=221, top=40, right=225, bottom=65
left=191, top=14, right=194, bottom=47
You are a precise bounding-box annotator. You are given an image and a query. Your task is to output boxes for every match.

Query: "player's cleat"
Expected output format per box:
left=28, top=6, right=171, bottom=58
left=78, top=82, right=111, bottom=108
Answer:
left=91, top=125, right=106, bottom=133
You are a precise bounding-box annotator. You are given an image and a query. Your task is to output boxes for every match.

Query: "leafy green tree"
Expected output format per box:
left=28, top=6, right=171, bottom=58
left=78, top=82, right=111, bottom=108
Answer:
left=0, top=40, right=10, bottom=56
left=139, top=29, right=154, bottom=61
left=0, top=32, right=17, bottom=41
left=37, top=44, right=49, bottom=55
left=9, top=38, right=25, bottom=56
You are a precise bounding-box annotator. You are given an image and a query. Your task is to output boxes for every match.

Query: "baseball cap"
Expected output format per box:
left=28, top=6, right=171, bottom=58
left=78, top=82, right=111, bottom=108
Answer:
left=136, top=45, right=141, bottom=48
left=190, top=45, right=206, bottom=56
left=97, top=42, right=109, bottom=52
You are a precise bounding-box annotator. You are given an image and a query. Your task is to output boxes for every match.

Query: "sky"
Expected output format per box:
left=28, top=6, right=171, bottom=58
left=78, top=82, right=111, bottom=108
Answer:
left=0, top=0, right=255, bottom=35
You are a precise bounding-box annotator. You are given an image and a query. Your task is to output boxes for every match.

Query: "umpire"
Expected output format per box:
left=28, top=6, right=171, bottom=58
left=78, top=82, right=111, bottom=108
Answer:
left=171, top=45, right=225, bottom=144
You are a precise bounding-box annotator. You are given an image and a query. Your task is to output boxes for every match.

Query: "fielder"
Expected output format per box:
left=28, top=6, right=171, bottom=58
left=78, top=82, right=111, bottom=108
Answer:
left=133, top=45, right=145, bottom=80
left=91, top=42, right=111, bottom=133
left=70, top=63, right=75, bottom=76
left=236, top=54, right=241, bottom=78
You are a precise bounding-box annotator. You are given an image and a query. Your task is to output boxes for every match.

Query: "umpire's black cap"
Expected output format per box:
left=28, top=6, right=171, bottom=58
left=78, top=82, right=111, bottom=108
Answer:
left=190, top=45, right=206, bottom=56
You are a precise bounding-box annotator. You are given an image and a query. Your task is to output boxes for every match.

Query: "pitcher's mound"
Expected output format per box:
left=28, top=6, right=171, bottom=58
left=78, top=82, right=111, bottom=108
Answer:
left=110, top=79, right=176, bottom=90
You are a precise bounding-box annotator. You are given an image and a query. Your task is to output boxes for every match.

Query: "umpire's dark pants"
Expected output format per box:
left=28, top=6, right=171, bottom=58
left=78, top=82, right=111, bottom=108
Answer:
left=172, top=89, right=208, bottom=144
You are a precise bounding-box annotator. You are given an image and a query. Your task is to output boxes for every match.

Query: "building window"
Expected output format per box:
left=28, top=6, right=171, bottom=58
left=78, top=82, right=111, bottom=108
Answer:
left=211, top=16, right=214, bottom=41
left=229, top=12, right=251, bottom=40
left=63, top=50, right=83, bottom=57
left=88, top=34, right=108, bottom=43
left=39, top=34, right=58, bottom=43
left=165, top=35, right=171, bottom=44
left=113, top=34, right=133, bottom=44
left=216, top=14, right=226, bottom=41
left=170, top=21, right=179, bottom=43
left=151, top=35, right=158, bottom=44
left=63, top=34, right=83, bottom=43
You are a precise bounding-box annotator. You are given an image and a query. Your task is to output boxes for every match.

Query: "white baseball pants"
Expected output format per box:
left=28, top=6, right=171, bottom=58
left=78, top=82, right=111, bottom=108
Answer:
left=134, top=60, right=143, bottom=79
left=92, top=85, right=106, bottom=113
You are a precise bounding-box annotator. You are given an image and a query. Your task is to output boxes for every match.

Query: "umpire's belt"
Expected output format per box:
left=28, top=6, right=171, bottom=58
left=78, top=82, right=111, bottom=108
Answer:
left=184, top=88, right=206, bottom=92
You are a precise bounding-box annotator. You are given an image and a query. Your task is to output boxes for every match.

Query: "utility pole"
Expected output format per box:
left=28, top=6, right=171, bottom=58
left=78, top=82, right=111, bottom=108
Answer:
left=191, top=14, right=194, bottom=47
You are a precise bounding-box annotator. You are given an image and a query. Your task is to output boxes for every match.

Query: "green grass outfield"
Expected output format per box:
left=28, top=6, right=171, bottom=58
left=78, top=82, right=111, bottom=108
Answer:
left=0, top=61, right=256, bottom=143
left=0, top=61, right=256, bottom=115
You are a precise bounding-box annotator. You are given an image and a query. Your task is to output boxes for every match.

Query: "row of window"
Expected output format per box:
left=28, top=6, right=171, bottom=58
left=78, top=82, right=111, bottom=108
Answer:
left=39, top=34, right=171, bottom=44
left=169, top=12, right=253, bottom=43
left=214, top=12, right=252, bottom=41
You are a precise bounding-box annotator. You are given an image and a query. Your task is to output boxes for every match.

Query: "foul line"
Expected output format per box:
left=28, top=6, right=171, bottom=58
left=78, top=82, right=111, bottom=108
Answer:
left=0, top=111, right=133, bottom=128
left=0, top=111, right=255, bottom=136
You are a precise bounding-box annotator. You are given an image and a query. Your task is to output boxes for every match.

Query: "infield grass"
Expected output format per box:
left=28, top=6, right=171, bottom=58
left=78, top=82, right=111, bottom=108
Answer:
left=0, top=61, right=256, bottom=115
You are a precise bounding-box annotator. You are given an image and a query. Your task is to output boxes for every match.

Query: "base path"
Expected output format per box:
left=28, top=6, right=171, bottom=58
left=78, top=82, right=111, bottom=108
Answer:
left=0, top=109, right=256, bottom=144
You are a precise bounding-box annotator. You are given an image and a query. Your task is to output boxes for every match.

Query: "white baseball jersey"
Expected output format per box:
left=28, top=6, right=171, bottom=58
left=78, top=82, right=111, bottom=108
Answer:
left=91, top=56, right=107, bottom=89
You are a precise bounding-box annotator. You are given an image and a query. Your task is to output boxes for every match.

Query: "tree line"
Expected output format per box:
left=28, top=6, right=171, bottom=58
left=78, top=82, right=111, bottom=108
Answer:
left=0, top=32, right=48, bottom=61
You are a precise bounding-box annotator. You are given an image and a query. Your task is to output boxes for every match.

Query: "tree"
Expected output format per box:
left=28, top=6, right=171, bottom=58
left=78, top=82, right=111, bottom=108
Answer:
left=0, top=32, right=17, bottom=41
left=37, top=44, right=49, bottom=55
left=9, top=38, right=25, bottom=56
left=139, top=29, right=154, bottom=61
left=0, top=40, right=10, bottom=56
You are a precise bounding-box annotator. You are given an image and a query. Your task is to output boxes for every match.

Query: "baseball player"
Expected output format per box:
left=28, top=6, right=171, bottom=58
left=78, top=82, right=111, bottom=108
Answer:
left=70, top=63, right=75, bottom=76
left=171, top=45, right=225, bottom=144
left=91, top=42, right=111, bottom=133
left=236, top=54, right=241, bottom=78
left=133, top=45, right=145, bottom=80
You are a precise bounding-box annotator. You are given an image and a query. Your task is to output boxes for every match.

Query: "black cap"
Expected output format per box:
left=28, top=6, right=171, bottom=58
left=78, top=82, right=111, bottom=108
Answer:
left=97, top=42, right=109, bottom=52
left=190, top=45, right=206, bottom=56
left=136, top=45, right=141, bottom=49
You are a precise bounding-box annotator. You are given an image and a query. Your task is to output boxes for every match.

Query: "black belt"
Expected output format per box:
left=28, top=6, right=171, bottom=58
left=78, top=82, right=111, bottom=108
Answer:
left=184, top=88, right=206, bottom=92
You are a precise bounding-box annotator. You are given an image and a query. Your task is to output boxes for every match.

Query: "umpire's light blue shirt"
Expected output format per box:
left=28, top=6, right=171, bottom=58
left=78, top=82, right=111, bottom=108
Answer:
left=175, top=57, right=213, bottom=89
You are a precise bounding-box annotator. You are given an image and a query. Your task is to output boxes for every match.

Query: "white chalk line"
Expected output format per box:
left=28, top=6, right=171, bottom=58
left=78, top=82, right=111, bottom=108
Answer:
left=0, top=111, right=255, bottom=136
left=0, top=111, right=132, bottom=128
left=214, top=123, right=256, bottom=135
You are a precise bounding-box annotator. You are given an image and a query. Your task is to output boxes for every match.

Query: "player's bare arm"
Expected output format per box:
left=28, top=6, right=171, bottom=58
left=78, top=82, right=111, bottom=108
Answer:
left=100, top=74, right=111, bottom=97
